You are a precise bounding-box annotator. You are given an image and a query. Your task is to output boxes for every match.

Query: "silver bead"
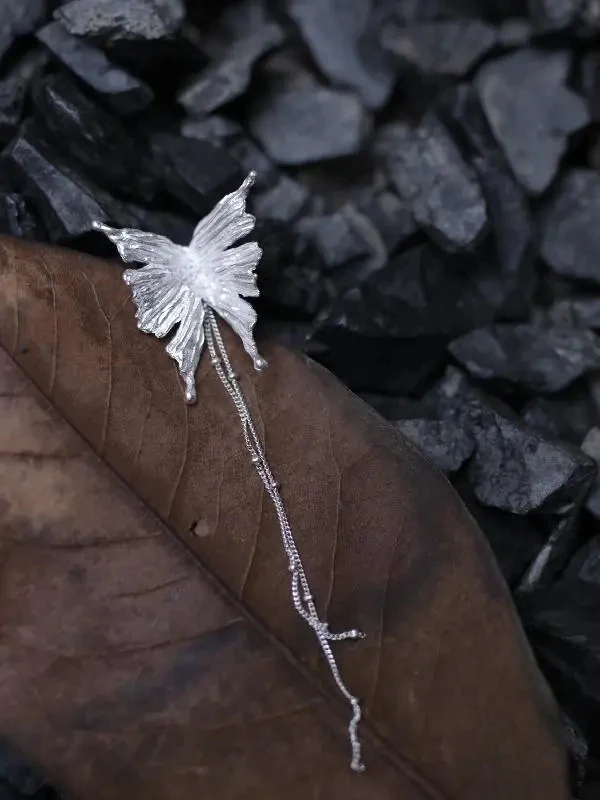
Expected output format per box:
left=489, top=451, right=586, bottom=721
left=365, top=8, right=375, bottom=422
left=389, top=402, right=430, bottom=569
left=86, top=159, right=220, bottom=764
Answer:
left=254, top=356, right=268, bottom=371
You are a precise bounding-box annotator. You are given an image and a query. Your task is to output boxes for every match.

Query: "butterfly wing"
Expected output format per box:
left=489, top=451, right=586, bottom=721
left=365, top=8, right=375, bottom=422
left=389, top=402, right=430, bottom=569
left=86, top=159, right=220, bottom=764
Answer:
left=93, top=222, right=179, bottom=267
left=94, top=222, right=206, bottom=402
left=190, top=171, right=257, bottom=252
left=189, top=172, right=266, bottom=369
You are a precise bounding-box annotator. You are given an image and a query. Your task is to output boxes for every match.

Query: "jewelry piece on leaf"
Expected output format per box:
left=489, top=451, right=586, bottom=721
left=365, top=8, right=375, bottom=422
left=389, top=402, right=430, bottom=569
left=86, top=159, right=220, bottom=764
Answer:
left=93, top=171, right=366, bottom=772
left=93, top=171, right=267, bottom=404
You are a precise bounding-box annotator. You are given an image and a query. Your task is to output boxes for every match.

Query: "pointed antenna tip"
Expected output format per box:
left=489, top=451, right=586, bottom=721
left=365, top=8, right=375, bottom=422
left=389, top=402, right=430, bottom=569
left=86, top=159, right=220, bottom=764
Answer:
left=92, top=220, right=111, bottom=233
left=243, top=171, right=257, bottom=192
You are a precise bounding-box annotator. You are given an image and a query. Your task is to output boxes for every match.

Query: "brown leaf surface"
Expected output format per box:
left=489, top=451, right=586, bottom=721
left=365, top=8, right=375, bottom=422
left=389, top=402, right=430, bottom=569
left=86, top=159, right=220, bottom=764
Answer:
left=0, top=236, right=569, bottom=799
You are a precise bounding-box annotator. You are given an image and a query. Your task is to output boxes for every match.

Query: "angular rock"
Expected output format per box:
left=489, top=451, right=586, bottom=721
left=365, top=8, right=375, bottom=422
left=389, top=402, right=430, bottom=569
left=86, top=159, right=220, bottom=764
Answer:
left=561, top=713, right=589, bottom=791
left=377, top=114, right=488, bottom=251
left=475, top=49, right=590, bottom=194
left=473, top=154, right=533, bottom=303
left=252, top=175, right=310, bottom=223
left=453, top=476, right=546, bottom=588
left=522, top=392, right=598, bottom=445
left=36, top=22, right=153, bottom=114
left=255, top=218, right=329, bottom=317
left=548, top=298, right=600, bottom=329
left=253, top=47, right=317, bottom=93
left=587, top=131, right=600, bottom=173
left=449, top=323, right=600, bottom=393
left=370, top=0, right=447, bottom=22
left=0, top=0, right=46, bottom=62
left=286, top=0, right=396, bottom=110
left=589, top=372, right=600, bottom=419
left=376, top=0, right=525, bottom=22
left=436, top=83, right=536, bottom=308
left=125, top=203, right=194, bottom=246
left=0, top=193, right=43, bottom=240
left=178, top=3, right=284, bottom=116
left=249, top=86, right=368, bottom=165
left=196, top=0, right=282, bottom=55
left=0, top=50, right=47, bottom=145
left=580, top=52, right=600, bottom=121
left=520, top=544, right=600, bottom=767
left=497, top=17, right=532, bottom=47
left=296, top=203, right=385, bottom=272
left=353, top=187, right=417, bottom=253
left=382, top=19, right=497, bottom=77
left=308, top=330, right=447, bottom=395
left=580, top=0, right=600, bottom=33
left=436, top=82, right=496, bottom=162
left=521, top=404, right=566, bottom=439
left=540, top=170, right=600, bottom=284
left=34, top=73, right=157, bottom=201
left=183, top=116, right=276, bottom=188
left=432, top=369, right=596, bottom=515
left=437, top=85, right=540, bottom=312
left=152, top=133, right=244, bottom=215
left=500, top=508, right=583, bottom=598
left=395, top=418, right=475, bottom=473
left=528, top=0, right=578, bottom=32
left=581, top=428, right=600, bottom=518
left=528, top=0, right=600, bottom=35
left=2, top=121, right=136, bottom=241
left=181, top=114, right=243, bottom=146
left=227, top=135, right=276, bottom=188
left=320, top=242, right=505, bottom=339
left=56, top=0, right=185, bottom=43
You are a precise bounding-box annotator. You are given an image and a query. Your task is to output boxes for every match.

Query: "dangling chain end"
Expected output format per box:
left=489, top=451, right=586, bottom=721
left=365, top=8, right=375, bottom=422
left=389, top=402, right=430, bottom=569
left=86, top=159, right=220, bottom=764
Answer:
left=349, top=698, right=366, bottom=773
left=205, top=310, right=367, bottom=774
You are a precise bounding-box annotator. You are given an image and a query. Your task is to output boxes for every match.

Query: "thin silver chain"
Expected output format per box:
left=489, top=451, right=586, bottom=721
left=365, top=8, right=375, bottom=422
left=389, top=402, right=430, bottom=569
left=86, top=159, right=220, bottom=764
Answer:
left=203, top=308, right=366, bottom=772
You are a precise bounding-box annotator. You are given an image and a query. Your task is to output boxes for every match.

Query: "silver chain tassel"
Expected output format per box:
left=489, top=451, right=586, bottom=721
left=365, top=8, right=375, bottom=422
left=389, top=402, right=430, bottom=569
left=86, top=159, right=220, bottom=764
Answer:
left=204, top=308, right=366, bottom=772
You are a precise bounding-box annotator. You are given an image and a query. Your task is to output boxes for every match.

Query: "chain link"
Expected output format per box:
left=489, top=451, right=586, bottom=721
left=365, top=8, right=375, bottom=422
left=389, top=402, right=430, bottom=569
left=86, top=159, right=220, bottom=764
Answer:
left=204, top=308, right=366, bottom=772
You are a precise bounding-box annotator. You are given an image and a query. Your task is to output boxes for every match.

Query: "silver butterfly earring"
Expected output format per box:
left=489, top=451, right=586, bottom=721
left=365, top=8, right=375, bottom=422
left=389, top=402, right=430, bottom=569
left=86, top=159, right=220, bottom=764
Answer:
left=93, top=171, right=366, bottom=773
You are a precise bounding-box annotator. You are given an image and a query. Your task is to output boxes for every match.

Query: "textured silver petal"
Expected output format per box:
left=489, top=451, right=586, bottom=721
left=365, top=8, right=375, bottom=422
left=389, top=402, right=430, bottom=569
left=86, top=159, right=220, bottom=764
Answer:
left=93, top=171, right=266, bottom=403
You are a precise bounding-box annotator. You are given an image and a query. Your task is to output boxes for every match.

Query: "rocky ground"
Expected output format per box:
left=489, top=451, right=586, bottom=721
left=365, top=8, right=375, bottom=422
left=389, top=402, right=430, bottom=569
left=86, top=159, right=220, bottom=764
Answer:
left=1, top=0, right=600, bottom=796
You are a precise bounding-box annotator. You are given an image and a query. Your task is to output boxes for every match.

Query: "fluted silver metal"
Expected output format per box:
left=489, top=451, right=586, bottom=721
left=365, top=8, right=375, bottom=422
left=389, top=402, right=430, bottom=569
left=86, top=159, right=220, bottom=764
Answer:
left=93, top=171, right=267, bottom=404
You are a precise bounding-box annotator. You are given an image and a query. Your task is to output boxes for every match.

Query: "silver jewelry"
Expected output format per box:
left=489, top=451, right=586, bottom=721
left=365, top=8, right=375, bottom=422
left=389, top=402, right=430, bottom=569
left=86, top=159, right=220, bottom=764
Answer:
left=93, top=172, right=366, bottom=772
left=94, top=172, right=267, bottom=404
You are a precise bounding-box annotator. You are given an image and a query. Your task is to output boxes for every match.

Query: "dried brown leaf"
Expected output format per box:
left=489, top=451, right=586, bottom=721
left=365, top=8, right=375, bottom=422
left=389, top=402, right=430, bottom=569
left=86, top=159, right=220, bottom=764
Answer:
left=0, top=236, right=569, bottom=799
